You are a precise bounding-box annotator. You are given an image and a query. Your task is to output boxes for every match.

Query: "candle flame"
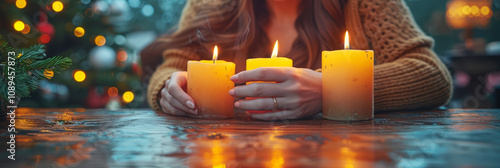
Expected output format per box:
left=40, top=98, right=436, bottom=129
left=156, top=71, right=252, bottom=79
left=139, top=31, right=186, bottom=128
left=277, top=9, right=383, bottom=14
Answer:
left=271, top=40, right=278, bottom=58
left=344, top=31, right=350, bottom=49
left=213, top=45, right=218, bottom=64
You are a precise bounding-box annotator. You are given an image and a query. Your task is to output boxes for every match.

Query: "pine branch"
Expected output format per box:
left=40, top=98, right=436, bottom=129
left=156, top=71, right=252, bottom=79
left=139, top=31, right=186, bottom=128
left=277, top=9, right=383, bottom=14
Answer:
left=0, top=36, right=14, bottom=64
left=19, top=44, right=46, bottom=62
left=27, top=56, right=72, bottom=73
left=0, top=36, right=73, bottom=101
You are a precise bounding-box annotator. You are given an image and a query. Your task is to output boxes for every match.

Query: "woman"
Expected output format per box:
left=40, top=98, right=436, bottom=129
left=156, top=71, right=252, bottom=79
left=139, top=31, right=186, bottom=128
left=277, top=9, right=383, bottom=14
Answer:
left=141, top=0, right=452, bottom=120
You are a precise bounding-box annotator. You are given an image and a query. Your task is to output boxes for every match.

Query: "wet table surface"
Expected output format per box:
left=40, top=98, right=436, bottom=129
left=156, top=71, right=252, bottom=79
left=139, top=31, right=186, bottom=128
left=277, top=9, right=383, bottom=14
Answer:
left=1, top=108, right=500, bottom=168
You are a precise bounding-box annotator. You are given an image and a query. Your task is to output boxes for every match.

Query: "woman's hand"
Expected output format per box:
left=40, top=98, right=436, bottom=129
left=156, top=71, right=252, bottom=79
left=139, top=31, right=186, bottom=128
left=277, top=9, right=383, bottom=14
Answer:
left=159, top=71, right=198, bottom=116
left=229, top=67, right=322, bottom=120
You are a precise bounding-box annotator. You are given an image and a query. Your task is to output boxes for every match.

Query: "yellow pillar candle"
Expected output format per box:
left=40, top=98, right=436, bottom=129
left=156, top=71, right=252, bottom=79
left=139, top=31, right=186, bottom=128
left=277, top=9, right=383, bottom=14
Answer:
left=245, top=41, right=292, bottom=113
left=246, top=40, right=293, bottom=71
left=322, top=31, right=374, bottom=121
left=187, top=46, right=235, bottom=119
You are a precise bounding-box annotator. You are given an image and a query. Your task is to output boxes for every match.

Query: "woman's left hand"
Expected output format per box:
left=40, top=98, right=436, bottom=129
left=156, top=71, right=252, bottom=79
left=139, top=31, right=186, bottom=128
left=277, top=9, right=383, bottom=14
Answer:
left=229, top=67, right=322, bottom=120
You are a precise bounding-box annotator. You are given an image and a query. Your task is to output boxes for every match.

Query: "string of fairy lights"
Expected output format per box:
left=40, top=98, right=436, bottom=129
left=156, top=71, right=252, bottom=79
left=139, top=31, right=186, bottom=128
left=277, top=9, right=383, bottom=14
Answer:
left=11, top=0, right=135, bottom=104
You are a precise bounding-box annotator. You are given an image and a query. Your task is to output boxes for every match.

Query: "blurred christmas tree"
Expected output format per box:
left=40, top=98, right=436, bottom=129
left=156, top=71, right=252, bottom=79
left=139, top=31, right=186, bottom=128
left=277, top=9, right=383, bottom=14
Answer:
left=0, top=0, right=186, bottom=108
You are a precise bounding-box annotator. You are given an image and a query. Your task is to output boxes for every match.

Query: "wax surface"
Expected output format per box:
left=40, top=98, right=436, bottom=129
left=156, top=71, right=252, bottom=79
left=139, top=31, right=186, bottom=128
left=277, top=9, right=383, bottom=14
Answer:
left=187, top=60, right=235, bottom=119
left=322, top=50, right=374, bottom=121
left=246, top=57, right=293, bottom=71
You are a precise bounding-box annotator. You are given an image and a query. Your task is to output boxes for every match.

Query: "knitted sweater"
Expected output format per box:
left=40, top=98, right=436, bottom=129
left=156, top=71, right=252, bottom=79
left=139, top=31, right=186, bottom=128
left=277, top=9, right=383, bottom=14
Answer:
left=142, top=0, right=453, bottom=113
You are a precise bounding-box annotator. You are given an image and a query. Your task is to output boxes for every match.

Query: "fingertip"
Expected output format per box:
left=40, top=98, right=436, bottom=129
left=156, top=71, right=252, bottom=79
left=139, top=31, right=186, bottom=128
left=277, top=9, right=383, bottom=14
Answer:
left=190, top=109, right=198, bottom=115
left=234, top=101, right=240, bottom=108
left=229, top=89, right=234, bottom=96
left=230, top=75, right=238, bottom=81
left=186, top=100, right=195, bottom=109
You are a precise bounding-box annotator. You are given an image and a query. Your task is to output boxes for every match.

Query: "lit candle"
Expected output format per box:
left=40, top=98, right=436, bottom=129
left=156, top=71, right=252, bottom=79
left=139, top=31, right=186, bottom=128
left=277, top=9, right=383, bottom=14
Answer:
left=187, top=46, right=235, bottom=119
left=246, top=40, right=293, bottom=71
left=322, top=31, right=374, bottom=121
left=245, top=41, right=293, bottom=113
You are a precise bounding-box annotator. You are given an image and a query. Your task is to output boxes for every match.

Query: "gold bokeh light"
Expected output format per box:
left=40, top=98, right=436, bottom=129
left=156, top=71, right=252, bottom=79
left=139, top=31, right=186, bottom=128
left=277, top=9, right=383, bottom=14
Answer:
left=21, top=24, right=30, bottom=34
left=14, top=20, right=25, bottom=31
left=95, top=35, right=106, bottom=46
left=74, top=27, right=85, bottom=37
left=73, top=70, right=86, bottom=82
left=52, top=1, right=64, bottom=12
left=16, top=0, right=27, bottom=9
left=123, top=91, right=134, bottom=103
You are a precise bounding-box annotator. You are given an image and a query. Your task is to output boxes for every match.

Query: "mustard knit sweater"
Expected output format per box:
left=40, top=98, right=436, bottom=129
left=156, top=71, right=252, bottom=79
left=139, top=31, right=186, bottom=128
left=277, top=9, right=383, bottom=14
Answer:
left=143, top=0, right=453, bottom=113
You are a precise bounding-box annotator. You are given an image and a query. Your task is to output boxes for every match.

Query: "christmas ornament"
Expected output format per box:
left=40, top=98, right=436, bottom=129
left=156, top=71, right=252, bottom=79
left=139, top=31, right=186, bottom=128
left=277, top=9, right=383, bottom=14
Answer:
left=89, top=46, right=116, bottom=70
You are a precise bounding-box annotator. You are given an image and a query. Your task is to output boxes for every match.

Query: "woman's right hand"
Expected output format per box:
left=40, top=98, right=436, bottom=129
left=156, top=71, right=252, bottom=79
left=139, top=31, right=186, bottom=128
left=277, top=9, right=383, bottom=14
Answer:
left=160, top=71, right=198, bottom=115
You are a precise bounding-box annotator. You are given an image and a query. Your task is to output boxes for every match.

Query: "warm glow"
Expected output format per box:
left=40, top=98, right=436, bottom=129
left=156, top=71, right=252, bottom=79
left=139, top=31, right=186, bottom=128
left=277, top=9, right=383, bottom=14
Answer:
left=481, top=6, right=490, bottom=16
left=340, top=146, right=356, bottom=168
left=344, top=31, right=350, bottom=49
left=471, top=5, right=480, bottom=16
left=270, top=155, right=284, bottom=168
left=446, top=0, right=492, bottom=29
left=447, top=8, right=454, bottom=17
left=52, top=1, right=64, bottom=12
left=123, top=91, right=134, bottom=103
left=108, top=87, right=118, bottom=97
left=21, top=24, right=30, bottom=34
left=462, top=5, right=471, bottom=15
left=95, top=35, right=106, bottom=46
left=271, top=40, right=278, bottom=58
left=16, top=0, right=26, bottom=9
left=456, top=7, right=464, bottom=17
left=74, top=27, right=85, bottom=37
left=269, top=130, right=284, bottom=168
left=213, top=45, right=218, bottom=63
left=213, top=164, right=226, bottom=168
left=209, top=140, right=227, bottom=168
left=74, top=70, right=86, bottom=82
left=117, top=50, right=128, bottom=62
left=14, top=21, right=25, bottom=31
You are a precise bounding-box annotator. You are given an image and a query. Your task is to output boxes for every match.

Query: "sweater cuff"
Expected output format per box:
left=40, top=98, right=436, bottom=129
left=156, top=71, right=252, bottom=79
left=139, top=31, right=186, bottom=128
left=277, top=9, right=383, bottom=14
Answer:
left=147, top=68, right=181, bottom=112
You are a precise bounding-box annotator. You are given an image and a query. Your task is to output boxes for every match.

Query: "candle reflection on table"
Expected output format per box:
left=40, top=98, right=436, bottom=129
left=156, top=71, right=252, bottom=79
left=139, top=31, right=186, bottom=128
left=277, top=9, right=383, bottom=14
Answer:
left=2, top=108, right=499, bottom=167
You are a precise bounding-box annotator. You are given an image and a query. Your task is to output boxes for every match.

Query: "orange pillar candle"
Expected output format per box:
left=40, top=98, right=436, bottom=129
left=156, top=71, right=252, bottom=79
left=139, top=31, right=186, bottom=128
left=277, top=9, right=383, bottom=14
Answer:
left=246, top=40, right=293, bottom=71
left=322, top=31, right=374, bottom=121
left=187, top=46, right=235, bottom=119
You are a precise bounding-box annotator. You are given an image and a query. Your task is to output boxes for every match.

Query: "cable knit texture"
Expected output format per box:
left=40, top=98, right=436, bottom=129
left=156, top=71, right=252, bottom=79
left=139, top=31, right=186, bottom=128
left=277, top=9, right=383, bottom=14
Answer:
left=144, top=0, right=452, bottom=113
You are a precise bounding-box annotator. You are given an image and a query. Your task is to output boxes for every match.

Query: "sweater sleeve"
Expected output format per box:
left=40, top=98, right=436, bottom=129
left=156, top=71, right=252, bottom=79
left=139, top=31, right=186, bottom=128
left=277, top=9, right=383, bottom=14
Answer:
left=358, top=0, right=453, bottom=111
left=145, top=0, right=236, bottom=112
left=146, top=48, right=200, bottom=112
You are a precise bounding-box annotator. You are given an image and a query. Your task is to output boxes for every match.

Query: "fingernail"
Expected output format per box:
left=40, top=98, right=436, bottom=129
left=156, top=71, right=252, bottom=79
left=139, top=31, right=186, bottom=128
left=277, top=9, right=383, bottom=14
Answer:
left=234, top=101, right=240, bottom=108
left=229, top=89, right=234, bottom=96
left=186, top=101, right=195, bottom=109
left=230, top=75, right=238, bottom=81
left=190, top=109, right=198, bottom=114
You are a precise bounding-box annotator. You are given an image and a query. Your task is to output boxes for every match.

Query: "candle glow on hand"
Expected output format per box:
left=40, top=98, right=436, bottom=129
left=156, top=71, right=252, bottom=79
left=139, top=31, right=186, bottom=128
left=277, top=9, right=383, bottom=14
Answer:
left=213, top=45, right=218, bottom=64
left=271, top=40, right=278, bottom=58
left=344, top=31, right=350, bottom=49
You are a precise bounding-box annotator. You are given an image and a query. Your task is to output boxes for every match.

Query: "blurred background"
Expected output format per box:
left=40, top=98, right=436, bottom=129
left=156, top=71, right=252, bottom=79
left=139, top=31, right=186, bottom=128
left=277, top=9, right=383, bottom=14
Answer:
left=0, top=0, right=499, bottom=109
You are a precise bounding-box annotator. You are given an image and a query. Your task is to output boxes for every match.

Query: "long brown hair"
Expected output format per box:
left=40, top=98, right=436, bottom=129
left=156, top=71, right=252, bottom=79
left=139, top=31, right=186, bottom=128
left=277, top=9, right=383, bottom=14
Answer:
left=142, top=0, right=346, bottom=72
